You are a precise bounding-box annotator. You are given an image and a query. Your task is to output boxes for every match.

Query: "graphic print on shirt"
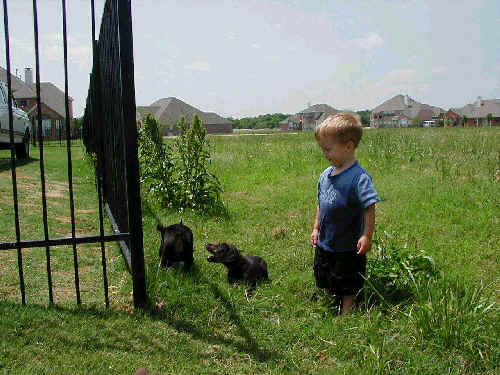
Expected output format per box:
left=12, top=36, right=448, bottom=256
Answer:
left=319, top=183, right=337, bottom=205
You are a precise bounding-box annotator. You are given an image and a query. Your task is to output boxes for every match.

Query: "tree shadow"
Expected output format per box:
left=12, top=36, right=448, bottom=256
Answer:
left=1, top=294, right=281, bottom=367
left=146, top=267, right=281, bottom=363
left=0, top=157, right=37, bottom=173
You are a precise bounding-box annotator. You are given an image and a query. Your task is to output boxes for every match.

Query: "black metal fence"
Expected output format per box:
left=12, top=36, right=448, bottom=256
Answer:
left=0, top=0, right=147, bottom=308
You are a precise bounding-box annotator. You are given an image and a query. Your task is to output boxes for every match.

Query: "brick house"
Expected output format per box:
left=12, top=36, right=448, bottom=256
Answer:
left=370, top=94, right=444, bottom=128
left=280, top=103, right=339, bottom=131
left=137, top=97, right=232, bottom=135
left=443, top=109, right=463, bottom=127
left=451, top=97, right=500, bottom=127
left=0, top=67, right=74, bottom=140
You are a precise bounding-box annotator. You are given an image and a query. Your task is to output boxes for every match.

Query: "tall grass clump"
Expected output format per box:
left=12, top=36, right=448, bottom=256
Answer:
left=138, top=114, right=224, bottom=214
left=364, top=231, right=438, bottom=306
left=409, top=279, right=498, bottom=371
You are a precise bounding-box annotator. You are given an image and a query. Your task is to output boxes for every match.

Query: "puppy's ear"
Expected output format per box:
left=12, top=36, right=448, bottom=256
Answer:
left=157, top=224, right=165, bottom=232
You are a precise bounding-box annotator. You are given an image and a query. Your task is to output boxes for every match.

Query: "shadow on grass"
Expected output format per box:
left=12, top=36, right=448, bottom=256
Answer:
left=0, top=157, right=38, bottom=173
left=1, top=269, right=281, bottom=365
left=146, top=265, right=282, bottom=363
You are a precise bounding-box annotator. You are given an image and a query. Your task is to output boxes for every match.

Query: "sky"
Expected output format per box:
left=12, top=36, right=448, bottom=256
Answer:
left=1, top=0, right=499, bottom=118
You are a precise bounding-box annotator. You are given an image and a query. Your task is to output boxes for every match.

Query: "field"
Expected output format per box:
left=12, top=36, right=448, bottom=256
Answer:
left=0, top=128, right=499, bottom=374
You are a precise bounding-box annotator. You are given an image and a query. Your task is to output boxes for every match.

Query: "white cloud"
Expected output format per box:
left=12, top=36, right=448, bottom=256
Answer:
left=251, top=43, right=261, bottom=49
left=184, top=61, right=211, bottom=72
left=351, top=32, right=384, bottom=51
left=225, top=31, right=238, bottom=40
left=37, top=33, right=91, bottom=71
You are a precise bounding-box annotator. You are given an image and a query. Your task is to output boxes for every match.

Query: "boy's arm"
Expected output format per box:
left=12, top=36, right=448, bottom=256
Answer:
left=357, top=203, right=375, bottom=255
left=310, top=205, right=320, bottom=248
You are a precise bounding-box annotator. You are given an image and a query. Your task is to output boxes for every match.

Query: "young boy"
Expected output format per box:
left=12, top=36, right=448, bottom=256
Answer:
left=310, top=113, right=380, bottom=314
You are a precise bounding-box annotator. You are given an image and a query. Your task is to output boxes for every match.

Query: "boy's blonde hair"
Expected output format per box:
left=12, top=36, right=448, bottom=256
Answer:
left=314, top=113, right=363, bottom=147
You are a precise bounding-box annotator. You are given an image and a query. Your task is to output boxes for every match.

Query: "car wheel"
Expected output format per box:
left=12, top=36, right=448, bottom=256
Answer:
left=15, top=132, right=30, bottom=159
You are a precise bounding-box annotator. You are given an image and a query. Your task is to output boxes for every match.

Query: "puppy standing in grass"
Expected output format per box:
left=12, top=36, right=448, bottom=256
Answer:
left=206, top=243, right=268, bottom=289
left=157, top=221, right=194, bottom=270
left=311, top=113, right=380, bottom=314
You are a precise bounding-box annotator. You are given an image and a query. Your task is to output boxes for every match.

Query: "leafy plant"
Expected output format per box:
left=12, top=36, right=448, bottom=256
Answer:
left=364, top=231, right=438, bottom=306
left=487, top=113, right=493, bottom=127
left=173, top=115, right=224, bottom=212
left=138, top=114, right=176, bottom=204
left=138, top=114, right=224, bottom=214
left=411, top=115, right=420, bottom=127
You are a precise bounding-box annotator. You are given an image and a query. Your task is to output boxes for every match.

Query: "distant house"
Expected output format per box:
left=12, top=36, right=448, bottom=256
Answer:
left=451, top=97, right=500, bottom=127
left=0, top=67, right=74, bottom=140
left=281, top=104, right=339, bottom=131
left=370, top=94, right=444, bottom=128
left=137, top=97, right=232, bottom=135
left=443, top=109, right=463, bottom=127
left=280, top=114, right=300, bottom=131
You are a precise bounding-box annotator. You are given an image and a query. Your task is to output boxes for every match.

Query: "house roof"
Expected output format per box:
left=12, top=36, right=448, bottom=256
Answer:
left=372, top=94, right=444, bottom=118
left=299, top=103, right=339, bottom=123
left=452, top=99, right=500, bottom=118
left=34, top=82, right=73, bottom=118
left=0, top=66, right=73, bottom=118
left=141, top=97, right=233, bottom=126
left=300, top=103, right=338, bottom=114
left=0, top=66, right=34, bottom=95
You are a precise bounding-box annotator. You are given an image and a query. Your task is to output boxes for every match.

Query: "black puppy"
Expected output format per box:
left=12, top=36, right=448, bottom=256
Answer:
left=206, top=242, right=268, bottom=287
left=157, top=221, right=194, bottom=269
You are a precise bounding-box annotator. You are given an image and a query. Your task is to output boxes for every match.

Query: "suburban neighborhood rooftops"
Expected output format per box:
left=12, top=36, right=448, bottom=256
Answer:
left=452, top=98, right=500, bottom=118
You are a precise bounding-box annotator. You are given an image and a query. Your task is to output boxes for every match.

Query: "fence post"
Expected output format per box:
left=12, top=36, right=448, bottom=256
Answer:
left=117, top=0, right=147, bottom=308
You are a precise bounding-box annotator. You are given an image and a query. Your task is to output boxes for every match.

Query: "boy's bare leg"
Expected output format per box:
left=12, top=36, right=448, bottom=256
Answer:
left=342, top=295, right=356, bottom=314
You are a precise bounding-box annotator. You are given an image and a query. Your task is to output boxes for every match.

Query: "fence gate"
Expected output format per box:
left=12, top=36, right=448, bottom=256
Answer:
left=0, top=0, right=147, bottom=308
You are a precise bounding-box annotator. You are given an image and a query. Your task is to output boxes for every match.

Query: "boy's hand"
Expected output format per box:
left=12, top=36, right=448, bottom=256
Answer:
left=357, top=235, right=371, bottom=255
left=310, top=229, right=319, bottom=248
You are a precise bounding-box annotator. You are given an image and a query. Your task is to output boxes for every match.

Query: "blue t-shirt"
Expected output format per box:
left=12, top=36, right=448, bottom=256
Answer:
left=317, top=161, right=380, bottom=253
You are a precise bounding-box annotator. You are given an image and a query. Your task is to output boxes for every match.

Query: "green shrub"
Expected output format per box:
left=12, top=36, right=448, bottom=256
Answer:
left=364, top=231, right=438, bottom=306
left=138, top=114, right=176, bottom=204
left=138, top=114, right=224, bottom=214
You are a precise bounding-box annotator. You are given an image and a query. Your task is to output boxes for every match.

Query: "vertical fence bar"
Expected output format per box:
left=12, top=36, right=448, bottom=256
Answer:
left=91, top=0, right=110, bottom=308
left=117, top=0, right=147, bottom=308
left=3, top=0, right=26, bottom=305
left=32, top=0, right=53, bottom=304
left=61, top=0, right=81, bottom=305
left=93, top=43, right=110, bottom=308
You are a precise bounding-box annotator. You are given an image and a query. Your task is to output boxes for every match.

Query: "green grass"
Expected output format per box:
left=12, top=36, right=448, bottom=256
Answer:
left=0, top=128, right=499, bottom=374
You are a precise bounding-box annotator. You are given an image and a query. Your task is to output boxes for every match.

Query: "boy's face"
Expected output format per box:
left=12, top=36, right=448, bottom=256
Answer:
left=317, top=136, right=355, bottom=168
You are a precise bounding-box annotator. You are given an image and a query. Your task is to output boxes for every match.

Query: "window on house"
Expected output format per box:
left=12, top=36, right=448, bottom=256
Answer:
left=42, top=119, right=52, bottom=137
left=56, top=119, right=63, bottom=137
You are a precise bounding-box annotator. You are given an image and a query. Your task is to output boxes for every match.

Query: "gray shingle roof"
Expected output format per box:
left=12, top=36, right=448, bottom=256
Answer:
left=0, top=66, right=36, bottom=97
left=453, top=99, right=500, bottom=118
left=372, top=94, right=444, bottom=118
left=300, top=103, right=338, bottom=114
left=0, top=66, right=72, bottom=118
left=141, top=97, right=233, bottom=126
left=35, top=82, right=73, bottom=118
left=300, top=103, right=339, bottom=123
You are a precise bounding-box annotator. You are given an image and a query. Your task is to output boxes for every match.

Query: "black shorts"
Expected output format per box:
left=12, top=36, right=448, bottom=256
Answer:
left=313, top=247, right=366, bottom=297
